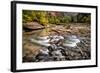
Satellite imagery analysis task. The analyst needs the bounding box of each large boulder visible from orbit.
[23,22,44,30]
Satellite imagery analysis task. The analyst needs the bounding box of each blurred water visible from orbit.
[23,28,91,62]
[26,28,81,48]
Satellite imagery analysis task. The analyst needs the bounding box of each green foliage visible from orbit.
[23,15,32,22]
[48,16,60,24]
[48,16,72,25]
[23,10,91,26]
[60,16,72,23]
[82,15,91,23]
[77,13,91,23]
[23,10,48,26]
[23,11,33,23]
[38,12,48,26]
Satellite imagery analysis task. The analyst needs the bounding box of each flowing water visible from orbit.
[23,28,91,62]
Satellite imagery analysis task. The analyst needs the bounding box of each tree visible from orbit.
[39,12,48,26]
[77,13,91,23]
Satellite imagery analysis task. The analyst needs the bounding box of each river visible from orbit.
[23,28,91,62]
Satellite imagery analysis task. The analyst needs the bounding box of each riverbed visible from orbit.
[23,25,91,62]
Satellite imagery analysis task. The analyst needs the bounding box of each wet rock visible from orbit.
[23,55,36,62]
[23,33,91,62]
[35,53,50,62]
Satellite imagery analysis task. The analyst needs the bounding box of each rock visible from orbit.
[23,22,44,30]
[23,43,41,62]
[35,53,49,62]
[23,56,36,62]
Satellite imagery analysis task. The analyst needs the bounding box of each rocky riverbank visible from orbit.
[23,23,91,62]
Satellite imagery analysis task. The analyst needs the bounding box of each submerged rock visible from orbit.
[30,35,80,48]
[23,34,90,62]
